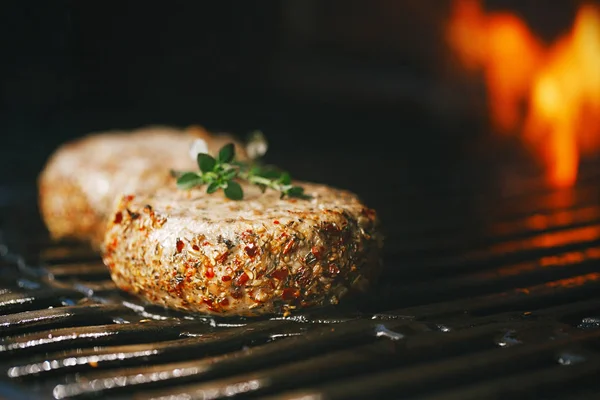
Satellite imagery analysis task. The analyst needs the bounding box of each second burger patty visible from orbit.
[37,125,246,249]
[102,182,383,316]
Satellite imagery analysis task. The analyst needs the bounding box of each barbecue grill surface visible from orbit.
[2,165,600,400]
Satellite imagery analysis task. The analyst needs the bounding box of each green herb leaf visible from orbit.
[197,153,216,173]
[218,143,235,164]
[177,172,203,189]
[279,172,291,185]
[222,168,238,181]
[285,186,311,200]
[175,132,310,201]
[206,181,221,194]
[224,180,243,200]
[287,186,306,197]
[256,166,282,179]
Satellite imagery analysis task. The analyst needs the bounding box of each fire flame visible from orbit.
[447,0,600,188]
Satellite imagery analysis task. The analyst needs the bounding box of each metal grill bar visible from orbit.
[2,176,600,399]
[263,333,600,400]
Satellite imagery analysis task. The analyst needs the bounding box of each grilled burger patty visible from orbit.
[38,125,245,248]
[102,182,383,316]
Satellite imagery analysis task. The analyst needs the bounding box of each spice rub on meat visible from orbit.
[102,182,383,316]
[38,125,246,249]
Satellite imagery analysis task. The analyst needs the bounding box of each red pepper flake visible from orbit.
[328,263,340,276]
[220,298,230,307]
[311,246,322,260]
[202,298,214,310]
[202,241,210,246]
[282,288,300,300]
[205,266,215,279]
[236,272,249,286]
[108,238,118,251]
[273,220,280,224]
[231,288,243,299]
[282,238,296,255]
[241,229,254,240]
[272,268,289,281]
[215,251,229,263]
[176,240,184,253]
[113,212,123,224]
[185,269,195,281]
[244,243,258,257]
[192,244,200,251]
[124,195,135,202]
[221,275,232,282]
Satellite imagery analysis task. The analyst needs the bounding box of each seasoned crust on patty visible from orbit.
[102,182,383,316]
[38,177,106,246]
[38,125,246,249]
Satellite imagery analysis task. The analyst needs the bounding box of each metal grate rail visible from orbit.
[2,177,600,399]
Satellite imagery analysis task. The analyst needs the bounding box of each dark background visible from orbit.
[0,0,593,246]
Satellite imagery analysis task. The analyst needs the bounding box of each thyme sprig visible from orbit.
[173,134,310,201]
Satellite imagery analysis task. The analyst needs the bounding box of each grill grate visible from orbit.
[2,174,600,400]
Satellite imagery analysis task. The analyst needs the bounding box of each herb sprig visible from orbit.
[173,134,310,201]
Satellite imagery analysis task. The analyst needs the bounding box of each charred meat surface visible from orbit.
[102,182,383,316]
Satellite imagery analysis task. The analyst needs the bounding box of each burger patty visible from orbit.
[102,182,383,316]
[38,125,245,248]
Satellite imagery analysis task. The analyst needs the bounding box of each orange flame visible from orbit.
[447,0,600,188]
